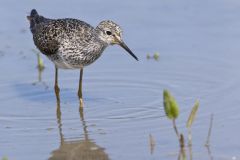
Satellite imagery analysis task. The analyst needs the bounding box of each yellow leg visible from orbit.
[54,66,60,103]
[78,68,84,108]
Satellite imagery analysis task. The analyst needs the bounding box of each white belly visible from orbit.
[47,53,83,69]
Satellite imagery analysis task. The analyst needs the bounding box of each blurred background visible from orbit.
[0,0,240,159]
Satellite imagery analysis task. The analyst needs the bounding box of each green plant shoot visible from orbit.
[37,52,45,70]
[153,52,159,60]
[163,90,179,119]
[146,53,151,59]
[186,100,199,128]
[2,157,8,160]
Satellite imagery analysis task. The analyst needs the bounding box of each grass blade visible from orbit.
[186,100,199,128]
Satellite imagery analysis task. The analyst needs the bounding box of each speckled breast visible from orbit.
[47,45,106,69]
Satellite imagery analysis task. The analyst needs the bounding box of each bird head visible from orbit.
[96,20,138,61]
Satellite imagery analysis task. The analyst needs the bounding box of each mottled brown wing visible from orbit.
[34,39,59,56]
[32,18,95,56]
[33,21,62,55]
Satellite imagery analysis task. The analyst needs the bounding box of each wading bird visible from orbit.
[27,9,138,106]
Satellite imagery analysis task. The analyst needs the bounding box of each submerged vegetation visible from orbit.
[161,89,214,159]
[1,157,8,160]
[205,114,214,146]
[146,52,159,61]
[163,90,180,138]
[163,89,200,147]
[186,100,199,146]
[32,49,45,71]
[36,52,45,71]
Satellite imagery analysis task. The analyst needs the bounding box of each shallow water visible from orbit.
[1,0,240,159]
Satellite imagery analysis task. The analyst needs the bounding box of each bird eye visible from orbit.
[106,31,112,35]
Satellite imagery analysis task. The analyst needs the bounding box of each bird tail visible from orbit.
[27,9,44,33]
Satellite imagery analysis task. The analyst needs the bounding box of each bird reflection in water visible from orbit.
[48,97,109,160]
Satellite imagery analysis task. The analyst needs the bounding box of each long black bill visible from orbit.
[119,42,139,61]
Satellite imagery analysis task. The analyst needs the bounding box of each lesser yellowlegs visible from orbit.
[27,9,138,106]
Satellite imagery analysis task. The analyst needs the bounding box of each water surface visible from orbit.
[0,0,240,159]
